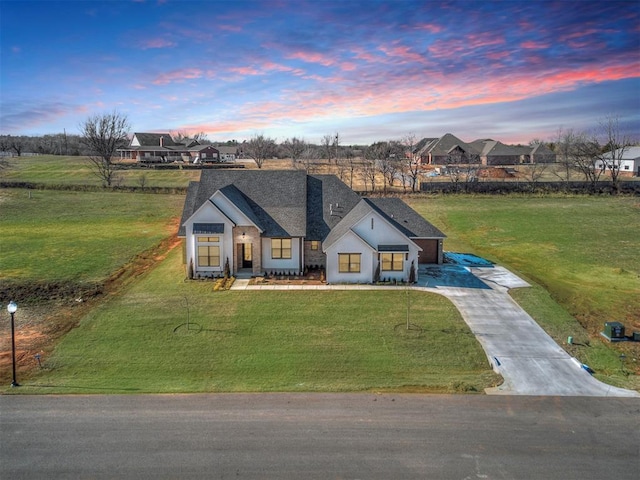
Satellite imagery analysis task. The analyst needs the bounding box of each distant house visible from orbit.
[119,133,220,163]
[595,146,640,177]
[178,170,445,283]
[416,134,556,166]
[416,133,479,165]
[470,140,557,165]
[217,145,238,162]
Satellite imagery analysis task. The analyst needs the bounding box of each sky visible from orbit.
[1,0,639,145]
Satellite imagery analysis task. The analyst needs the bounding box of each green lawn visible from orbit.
[406,195,640,330]
[0,188,184,286]
[1,155,200,187]
[407,195,640,389]
[15,248,498,394]
[2,180,638,393]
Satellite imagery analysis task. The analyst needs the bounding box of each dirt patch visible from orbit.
[0,224,182,384]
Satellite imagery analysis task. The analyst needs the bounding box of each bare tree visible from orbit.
[401,133,421,192]
[370,141,404,193]
[0,135,28,156]
[171,130,209,145]
[552,127,578,187]
[245,134,276,169]
[523,162,548,188]
[445,148,480,191]
[343,146,357,189]
[321,134,334,163]
[361,144,383,192]
[79,111,131,187]
[593,114,632,194]
[281,137,307,168]
[572,133,605,192]
[297,144,319,173]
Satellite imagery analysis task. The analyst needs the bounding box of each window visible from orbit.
[381,253,404,271]
[338,253,361,273]
[198,236,219,243]
[197,245,220,267]
[271,238,292,259]
[310,241,320,251]
[197,236,221,267]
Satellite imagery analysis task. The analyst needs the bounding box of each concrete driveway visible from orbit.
[417,265,639,397]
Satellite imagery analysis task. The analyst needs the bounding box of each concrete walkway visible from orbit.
[231,267,639,397]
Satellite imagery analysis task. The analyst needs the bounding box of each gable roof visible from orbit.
[366,198,446,238]
[417,133,478,157]
[182,170,308,237]
[180,171,446,247]
[604,146,640,160]
[132,132,180,147]
[306,175,361,241]
[322,197,446,251]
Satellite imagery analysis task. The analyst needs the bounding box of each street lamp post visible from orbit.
[7,301,19,387]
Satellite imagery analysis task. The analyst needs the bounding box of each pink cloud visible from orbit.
[466,32,505,49]
[378,43,426,64]
[229,66,261,76]
[207,56,640,133]
[139,38,176,49]
[520,40,550,49]
[351,47,380,63]
[413,23,442,34]
[219,24,242,32]
[286,50,336,67]
[152,68,203,85]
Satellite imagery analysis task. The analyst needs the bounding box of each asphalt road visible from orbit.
[2,394,639,479]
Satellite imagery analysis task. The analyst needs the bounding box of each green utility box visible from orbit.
[604,322,625,339]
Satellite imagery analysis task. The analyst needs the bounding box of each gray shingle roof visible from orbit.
[321,199,372,250]
[366,198,446,238]
[418,133,478,156]
[184,170,308,237]
[180,171,445,247]
[132,132,180,147]
[178,181,200,236]
[306,175,361,241]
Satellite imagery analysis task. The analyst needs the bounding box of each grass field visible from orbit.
[0,188,184,286]
[1,160,638,392]
[15,248,498,394]
[406,196,640,330]
[1,155,200,188]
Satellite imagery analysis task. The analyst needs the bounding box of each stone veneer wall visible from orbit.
[304,241,326,270]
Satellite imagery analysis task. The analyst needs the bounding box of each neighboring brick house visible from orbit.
[416,134,557,166]
[415,133,479,165]
[178,170,445,283]
[119,133,220,163]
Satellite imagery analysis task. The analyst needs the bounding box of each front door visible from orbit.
[242,243,252,268]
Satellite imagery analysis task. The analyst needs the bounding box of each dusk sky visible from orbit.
[1,0,639,145]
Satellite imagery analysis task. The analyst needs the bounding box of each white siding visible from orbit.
[184,202,234,276]
[211,191,257,228]
[261,237,302,273]
[324,211,421,284]
[351,211,411,247]
[325,231,375,283]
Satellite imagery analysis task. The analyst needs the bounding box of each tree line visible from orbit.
[2,111,635,192]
